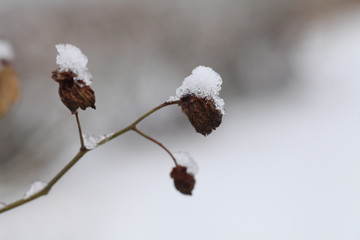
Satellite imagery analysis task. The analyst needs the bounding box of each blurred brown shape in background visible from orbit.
[0,62,19,117]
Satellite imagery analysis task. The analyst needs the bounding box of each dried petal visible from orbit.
[170,165,196,195]
[51,69,77,83]
[0,63,19,117]
[52,69,95,114]
[178,94,222,136]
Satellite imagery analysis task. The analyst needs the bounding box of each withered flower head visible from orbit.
[178,95,222,135]
[170,165,196,195]
[0,40,19,117]
[170,152,198,195]
[51,44,95,114]
[169,66,225,136]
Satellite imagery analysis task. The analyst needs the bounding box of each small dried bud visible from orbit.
[170,165,196,195]
[52,69,95,114]
[178,94,222,136]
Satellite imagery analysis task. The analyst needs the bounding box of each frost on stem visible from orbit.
[82,133,113,150]
[169,66,225,136]
[23,181,47,200]
[51,44,96,114]
[0,40,19,117]
[170,152,198,195]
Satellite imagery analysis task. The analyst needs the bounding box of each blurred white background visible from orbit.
[1,0,360,239]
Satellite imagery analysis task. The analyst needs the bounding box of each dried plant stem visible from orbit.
[0,100,179,214]
[97,100,179,146]
[0,150,87,214]
[132,127,178,166]
[75,112,85,150]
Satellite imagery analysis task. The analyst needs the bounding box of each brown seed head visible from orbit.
[170,165,196,195]
[178,94,222,136]
[52,69,96,114]
[0,63,19,117]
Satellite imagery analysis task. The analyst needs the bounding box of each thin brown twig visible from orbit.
[0,100,179,214]
[75,112,85,150]
[132,127,178,166]
[0,150,87,214]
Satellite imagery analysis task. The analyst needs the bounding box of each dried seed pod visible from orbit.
[52,44,96,114]
[0,62,19,117]
[170,165,196,195]
[52,69,95,114]
[171,66,225,135]
[178,94,222,136]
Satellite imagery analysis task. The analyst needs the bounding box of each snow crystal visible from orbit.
[55,44,92,86]
[174,151,199,175]
[0,40,14,67]
[83,133,113,149]
[170,66,225,114]
[23,181,47,200]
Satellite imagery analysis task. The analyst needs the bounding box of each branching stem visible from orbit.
[0,100,179,214]
[132,127,178,166]
[0,150,87,214]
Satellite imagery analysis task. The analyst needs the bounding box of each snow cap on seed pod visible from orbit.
[51,44,95,114]
[169,66,225,136]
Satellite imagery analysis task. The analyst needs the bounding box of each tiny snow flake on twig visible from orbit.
[23,181,48,200]
[83,133,113,149]
[55,44,92,86]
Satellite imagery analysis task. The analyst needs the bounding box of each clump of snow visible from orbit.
[83,134,105,149]
[23,181,47,200]
[170,66,225,114]
[83,133,113,149]
[55,44,92,86]
[0,40,14,68]
[173,151,199,175]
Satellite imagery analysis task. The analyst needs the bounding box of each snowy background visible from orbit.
[1,0,360,239]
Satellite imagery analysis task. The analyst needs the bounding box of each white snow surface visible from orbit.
[0,40,14,65]
[55,44,92,86]
[23,181,47,200]
[0,202,6,209]
[173,151,198,175]
[83,133,113,149]
[170,66,225,114]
